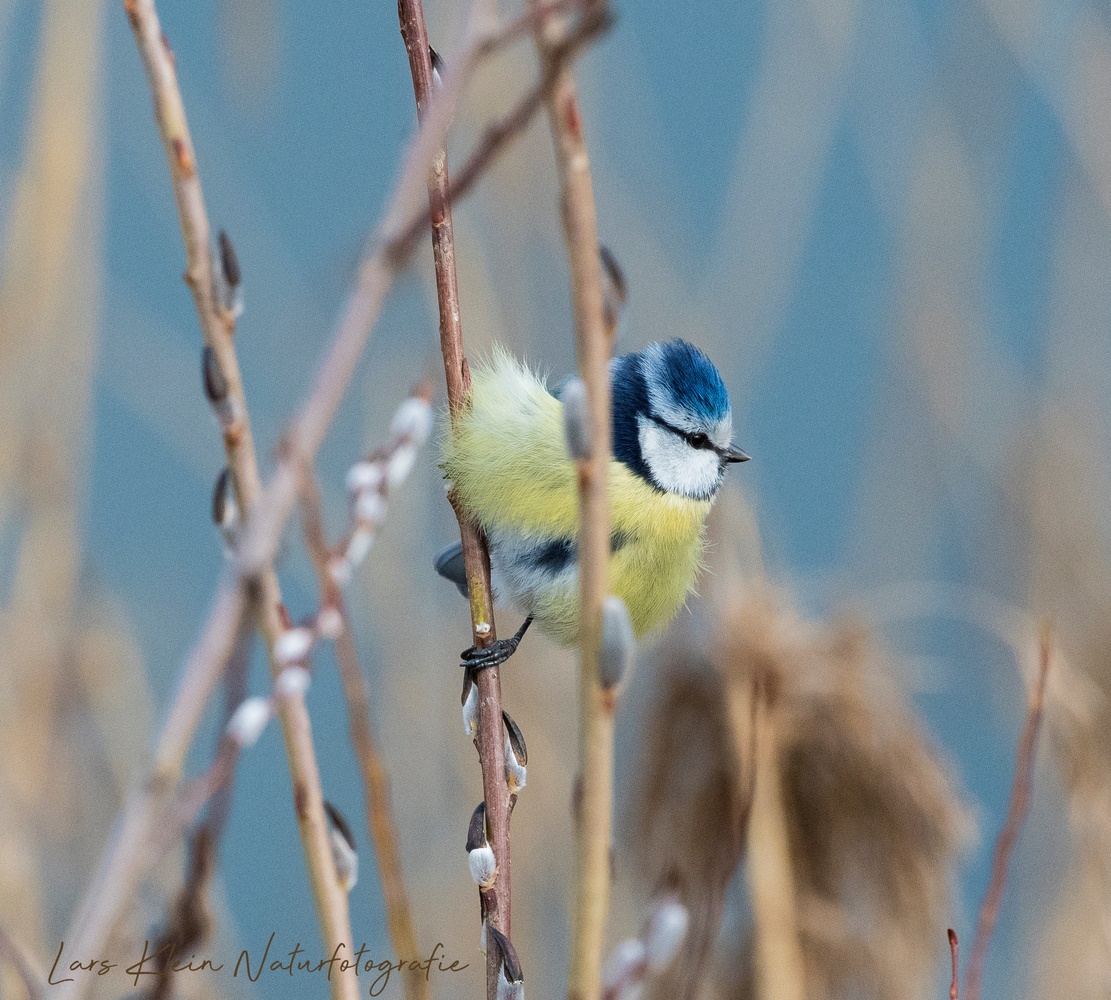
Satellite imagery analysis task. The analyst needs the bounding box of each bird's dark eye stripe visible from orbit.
[651,415,715,451]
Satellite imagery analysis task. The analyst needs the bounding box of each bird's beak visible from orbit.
[723,444,751,464]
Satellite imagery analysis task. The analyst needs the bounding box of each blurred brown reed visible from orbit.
[628,504,970,1000]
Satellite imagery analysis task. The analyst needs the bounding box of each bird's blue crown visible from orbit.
[609,339,734,497]
[641,339,731,425]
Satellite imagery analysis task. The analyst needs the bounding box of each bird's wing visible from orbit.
[441,347,579,538]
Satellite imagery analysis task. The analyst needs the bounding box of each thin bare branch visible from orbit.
[963,627,1053,1000]
[396,1,513,996]
[948,929,959,1000]
[528,7,615,998]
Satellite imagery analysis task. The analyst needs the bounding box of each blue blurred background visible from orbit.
[3,0,1110,997]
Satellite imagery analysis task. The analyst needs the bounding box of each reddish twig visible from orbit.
[963,627,1052,1000]
[395,3,514,996]
[948,929,959,1000]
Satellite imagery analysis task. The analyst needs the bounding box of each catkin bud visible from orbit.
[469,843,498,888]
[602,938,647,994]
[315,606,343,640]
[429,45,445,87]
[386,444,417,490]
[324,801,359,892]
[342,528,374,571]
[466,801,497,887]
[599,244,627,338]
[218,230,241,288]
[274,627,313,666]
[226,697,272,748]
[389,396,434,446]
[462,672,479,738]
[275,666,311,699]
[561,378,592,460]
[356,490,388,525]
[488,927,524,998]
[202,345,228,404]
[503,711,528,794]
[599,596,635,689]
[643,897,689,971]
[346,460,384,496]
[211,467,238,548]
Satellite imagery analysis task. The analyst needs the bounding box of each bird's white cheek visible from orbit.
[638,421,722,499]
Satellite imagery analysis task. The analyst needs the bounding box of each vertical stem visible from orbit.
[334,626,429,1000]
[395,5,511,997]
[530,14,614,999]
[746,689,806,1000]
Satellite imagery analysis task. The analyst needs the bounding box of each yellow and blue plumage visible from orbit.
[438,339,748,657]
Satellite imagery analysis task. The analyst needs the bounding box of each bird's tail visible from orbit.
[433,541,469,599]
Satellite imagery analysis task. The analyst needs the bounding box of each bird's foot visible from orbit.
[460,617,533,673]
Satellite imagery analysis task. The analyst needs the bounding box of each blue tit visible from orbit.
[436,339,749,667]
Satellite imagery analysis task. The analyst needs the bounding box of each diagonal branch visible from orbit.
[963,627,1052,1000]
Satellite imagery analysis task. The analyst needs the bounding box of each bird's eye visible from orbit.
[688,433,711,449]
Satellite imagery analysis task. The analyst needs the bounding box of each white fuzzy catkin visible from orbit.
[496,966,524,1000]
[462,683,479,738]
[274,627,313,665]
[346,461,384,495]
[356,490,388,525]
[601,938,647,993]
[386,444,417,490]
[226,697,273,748]
[315,606,343,640]
[329,826,359,892]
[643,898,689,971]
[390,396,434,444]
[468,844,498,888]
[276,666,312,699]
[343,528,374,570]
[505,736,527,793]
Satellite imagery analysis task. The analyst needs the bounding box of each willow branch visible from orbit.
[63,5,607,992]
[527,8,615,999]
[96,5,357,997]
[963,628,1052,1000]
[395,3,513,997]
[299,467,427,1000]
